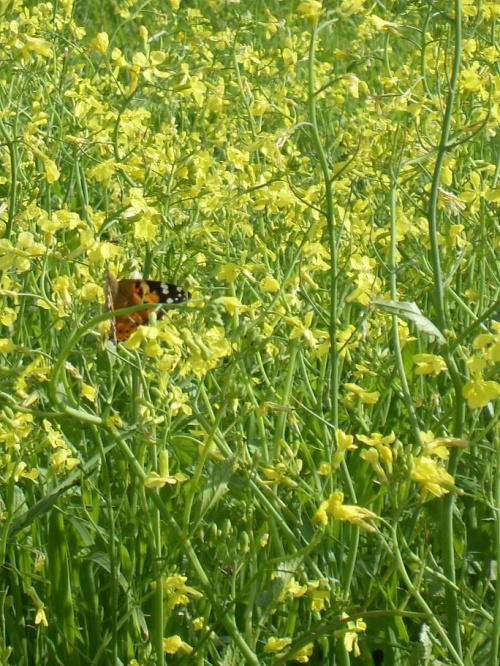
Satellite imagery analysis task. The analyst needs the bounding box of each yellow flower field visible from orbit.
[0,0,499,664]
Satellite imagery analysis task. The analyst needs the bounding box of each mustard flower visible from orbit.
[163,636,192,655]
[343,616,366,657]
[261,463,299,489]
[411,456,462,500]
[28,588,48,627]
[50,448,80,474]
[297,1,323,24]
[338,0,366,18]
[80,383,97,403]
[163,575,202,610]
[313,491,378,532]
[260,276,280,292]
[343,383,380,404]
[264,637,292,653]
[413,353,447,375]
[0,308,17,326]
[462,378,500,408]
[80,283,104,302]
[144,450,187,489]
[278,577,308,602]
[0,338,16,353]
[89,32,109,56]
[331,429,357,470]
[289,312,325,349]
[357,431,395,479]
[421,432,469,459]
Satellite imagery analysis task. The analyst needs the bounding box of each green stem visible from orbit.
[109,430,260,665]
[307,26,338,430]
[91,425,118,665]
[0,117,19,241]
[308,22,352,663]
[273,342,299,458]
[389,176,423,448]
[426,0,464,657]
[390,527,464,665]
[492,426,500,664]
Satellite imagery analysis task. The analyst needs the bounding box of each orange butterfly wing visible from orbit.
[106,276,189,343]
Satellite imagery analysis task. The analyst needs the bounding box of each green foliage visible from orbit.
[1,0,499,664]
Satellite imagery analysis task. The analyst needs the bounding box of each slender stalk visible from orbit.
[425,0,464,657]
[273,342,299,458]
[90,424,118,665]
[492,426,500,664]
[307,22,349,666]
[307,26,338,431]
[389,175,423,448]
[390,527,465,666]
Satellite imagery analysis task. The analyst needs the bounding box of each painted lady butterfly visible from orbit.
[106,274,189,343]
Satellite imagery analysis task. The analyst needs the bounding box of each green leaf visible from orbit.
[373,299,446,344]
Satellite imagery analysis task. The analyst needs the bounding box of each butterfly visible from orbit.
[105,274,189,343]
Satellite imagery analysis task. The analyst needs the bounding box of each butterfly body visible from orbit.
[106,275,189,342]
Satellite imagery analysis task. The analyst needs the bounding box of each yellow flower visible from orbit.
[88,160,117,184]
[411,456,462,499]
[278,576,308,601]
[313,491,378,532]
[264,637,292,653]
[134,218,158,241]
[423,436,469,459]
[289,312,327,349]
[81,383,97,403]
[462,378,500,408]
[51,448,80,474]
[42,157,60,184]
[87,241,121,264]
[164,575,202,610]
[343,616,366,657]
[35,605,48,627]
[34,552,46,572]
[260,276,280,293]
[18,37,53,61]
[216,262,241,282]
[261,463,298,489]
[413,353,447,375]
[162,636,192,655]
[343,383,379,404]
[28,588,48,627]
[0,308,17,326]
[331,429,357,470]
[90,32,109,56]
[360,447,387,484]
[81,283,104,302]
[0,338,16,353]
[297,0,323,23]
[213,296,246,315]
[339,0,366,17]
[169,386,192,416]
[336,429,356,452]
[371,14,400,35]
